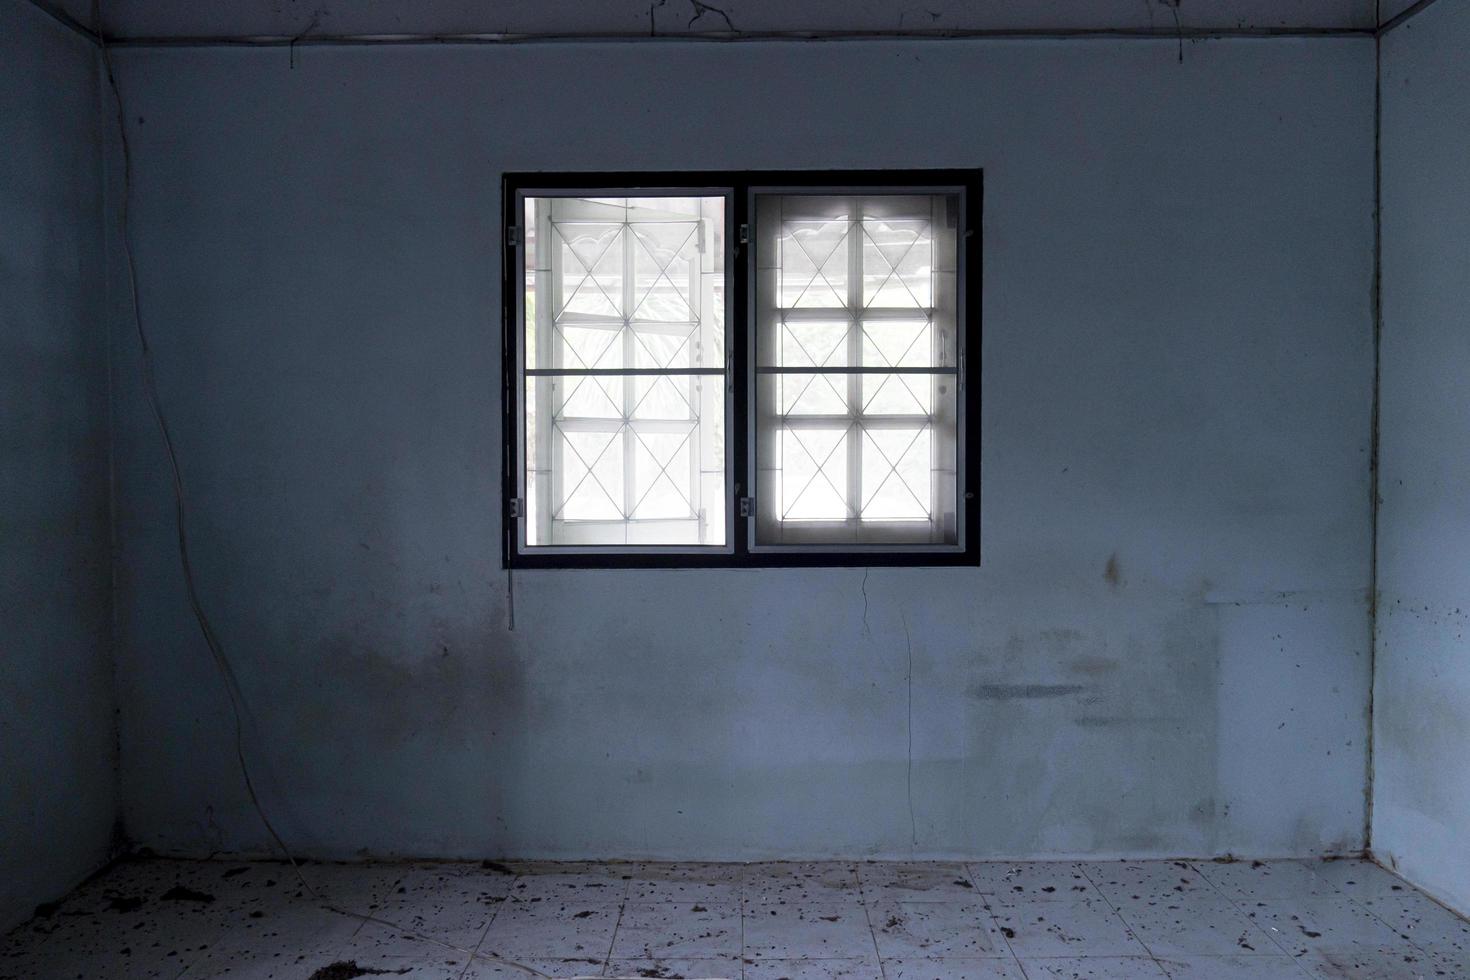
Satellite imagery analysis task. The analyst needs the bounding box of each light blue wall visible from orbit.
[0,2,116,931]
[1374,0,1470,917]
[106,36,1375,862]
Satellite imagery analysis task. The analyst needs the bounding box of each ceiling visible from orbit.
[59,0,1387,42]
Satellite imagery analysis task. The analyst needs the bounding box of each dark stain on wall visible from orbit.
[967,683,1088,701]
[1072,715,1181,728]
[1068,656,1120,675]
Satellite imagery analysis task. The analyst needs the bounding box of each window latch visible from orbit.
[508,497,524,519]
[738,496,753,518]
[738,223,750,245]
[506,225,522,249]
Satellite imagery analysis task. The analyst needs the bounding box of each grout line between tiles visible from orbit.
[1333,864,1452,958]
[967,861,1032,979]
[17,858,1461,979]
[961,860,1034,978]
[738,870,746,980]
[1075,861,1172,977]
[601,895,625,978]
[858,873,888,979]
[1184,860,1327,977]
[458,873,519,980]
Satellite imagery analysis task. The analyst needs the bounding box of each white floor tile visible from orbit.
[1306,860,1412,901]
[1018,956,1169,979]
[507,865,632,905]
[986,898,1148,958]
[1111,893,1285,957]
[367,891,497,948]
[2,946,192,980]
[229,861,408,914]
[742,957,883,980]
[315,941,471,979]
[604,957,741,978]
[179,941,360,979]
[741,863,863,903]
[1360,889,1470,952]
[1081,861,1214,903]
[967,863,1097,901]
[1295,947,1470,979]
[337,919,477,965]
[868,900,1005,958]
[623,864,741,905]
[480,899,620,960]
[880,958,1028,979]
[465,954,609,978]
[194,902,363,955]
[6,857,1466,980]
[610,902,741,960]
[1243,896,1409,956]
[742,901,874,959]
[1189,861,1337,901]
[18,904,222,961]
[857,862,981,901]
[1155,953,1311,979]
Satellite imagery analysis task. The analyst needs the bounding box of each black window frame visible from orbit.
[502,169,982,569]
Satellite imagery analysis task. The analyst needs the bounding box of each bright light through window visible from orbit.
[752,193,961,547]
[505,173,977,566]
[521,196,728,547]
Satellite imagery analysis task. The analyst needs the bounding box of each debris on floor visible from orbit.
[306,961,409,980]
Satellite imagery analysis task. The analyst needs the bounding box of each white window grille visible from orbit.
[520,195,729,548]
[751,193,962,548]
[506,175,976,565]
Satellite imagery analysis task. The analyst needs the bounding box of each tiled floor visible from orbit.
[3,857,1467,979]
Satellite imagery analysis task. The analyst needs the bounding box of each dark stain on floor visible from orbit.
[306,962,410,980]
[160,885,215,903]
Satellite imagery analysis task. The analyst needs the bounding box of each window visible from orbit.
[503,171,980,567]
[752,192,960,549]
[519,194,729,548]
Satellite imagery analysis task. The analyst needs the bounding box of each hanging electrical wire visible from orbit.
[94,5,543,973]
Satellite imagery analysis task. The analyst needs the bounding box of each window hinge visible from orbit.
[506,225,523,249]
[508,497,524,519]
[738,223,750,245]
[738,496,753,518]
[958,350,966,391]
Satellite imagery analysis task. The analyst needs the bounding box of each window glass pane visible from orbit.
[775,371,851,416]
[779,426,850,521]
[753,192,961,548]
[861,425,933,521]
[862,370,934,415]
[522,195,727,548]
[781,319,850,368]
